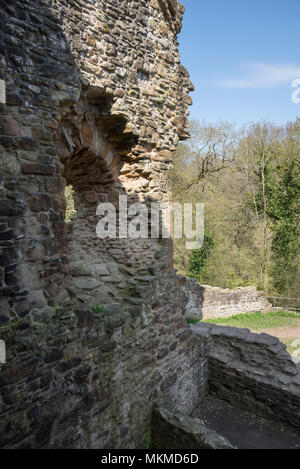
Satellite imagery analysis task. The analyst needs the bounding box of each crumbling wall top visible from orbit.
[157,0,185,34]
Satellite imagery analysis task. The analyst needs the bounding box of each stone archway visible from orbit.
[54,92,136,307]
[52,89,172,311]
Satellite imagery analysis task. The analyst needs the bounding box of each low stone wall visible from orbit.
[192,323,300,429]
[201,286,271,319]
[151,404,235,449]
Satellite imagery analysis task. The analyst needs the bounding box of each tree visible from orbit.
[170,120,238,194]
[238,122,282,292]
[266,119,300,295]
[187,233,214,283]
[169,118,300,296]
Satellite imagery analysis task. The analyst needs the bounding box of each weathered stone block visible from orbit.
[22,163,55,176]
[27,194,52,212]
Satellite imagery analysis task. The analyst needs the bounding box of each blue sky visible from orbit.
[178,0,300,126]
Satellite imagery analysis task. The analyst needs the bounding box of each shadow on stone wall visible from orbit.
[0,0,181,317]
[0,0,204,449]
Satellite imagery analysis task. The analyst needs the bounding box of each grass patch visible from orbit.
[186,318,201,325]
[202,311,300,330]
[92,305,105,314]
[281,338,300,356]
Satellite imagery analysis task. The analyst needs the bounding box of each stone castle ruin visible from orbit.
[0,0,299,449]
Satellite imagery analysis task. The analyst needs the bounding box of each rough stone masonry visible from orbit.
[0,0,194,315]
[201,286,272,319]
[0,0,299,449]
[0,0,206,449]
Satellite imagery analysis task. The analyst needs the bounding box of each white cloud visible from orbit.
[219,63,300,88]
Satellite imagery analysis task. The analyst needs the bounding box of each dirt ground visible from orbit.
[253,325,300,341]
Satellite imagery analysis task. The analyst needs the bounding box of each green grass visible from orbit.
[281,338,300,356]
[200,311,300,330]
[91,305,105,314]
[187,318,201,325]
[187,311,300,356]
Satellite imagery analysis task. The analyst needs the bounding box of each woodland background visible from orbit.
[169,118,300,298]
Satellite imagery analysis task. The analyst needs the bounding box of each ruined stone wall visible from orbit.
[192,323,300,429]
[177,275,203,318]
[0,0,208,449]
[0,274,208,449]
[0,0,193,317]
[2,0,298,450]
[151,404,235,449]
[201,286,271,320]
